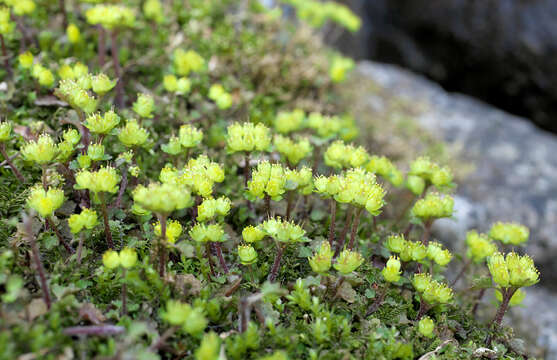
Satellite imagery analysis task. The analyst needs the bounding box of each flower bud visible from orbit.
[66,23,81,44]
[466,231,497,263]
[18,51,33,69]
[412,273,432,293]
[274,109,305,134]
[238,244,258,265]
[161,136,182,155]
[308,242,333,274]
[163,74,178,92]
[154,219,183,243]
[487,253,510,287]
[411,193,454,220]
[63,128,81,145]
[386,234,406,254]
[427,242,453,266]
[329,55,354,83]
[431,166,453,188]
[174,49,204,76]
[179,124,203,148]
[38,69,54,88]
[77,154,92,169]
[58,64,75,80]
[381,256,401,283]
[176,77,192,95]
[102,250,120,269]
[87,143,105,161]
[0,121,12,142]
[68,208,98,234]
[406,175,426,196]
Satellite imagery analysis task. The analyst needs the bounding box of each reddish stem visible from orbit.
[59,0,68,29]
[268,243,284,282]
[347,207,363,250]
[214,242,229,274]
[335,206,354,257]
[99,193,114,249]
[244,153,250,187]
[205,242,216,278]
[327,199,337,246]
[121,268,127,316]
[76,232,84,264]
[420,219,433,246]
[0,34,11,78]
[0,144,24,182]
[110,30,124,108]
[47,216,75,254]
[24,214,52,309]
[157,214,167,278]
[98,26,106,68]
[285,191,295,220]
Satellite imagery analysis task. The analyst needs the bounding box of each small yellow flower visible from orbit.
[333,249,364,275]
[381,256,402,283]
[66,23,81,44]
[102,250,120,269]
[18,51,33,69]
[118,119,149,147]
[22,134,58,164]
[119,247,138,268]
[27,185,65,218]
[418,316,435,338]
[238,245,258,265]
[489,222,529,245]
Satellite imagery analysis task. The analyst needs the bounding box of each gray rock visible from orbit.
[353,60,557,358]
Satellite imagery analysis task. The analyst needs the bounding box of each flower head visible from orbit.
[333,249,364,275]
[27,185,64,217]
[489,222,529,245]
[238,245,258,265]
[381,256,402,283]
[466,230,497,263]
[21,134,57,164]
[68,208,98,234]
[308,242,333,274]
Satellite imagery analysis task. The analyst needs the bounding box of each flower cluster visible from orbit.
[154,219,183,243]
[324,140,369,169]
[75,166,120,194]
[366,155,404,187]
[308,242,334,274]
[0,121,11,142]
[274,109,305,134]
[21,134,58,164]
[487,252,539,288]
[57,79,98,113]
[174,49,204,76]
[197,196,231,222]
[408,156,454,192]
[426,242,453,267]
[163,74,191,95]
[0,8,15,36]
[411,192,454,220]
[162,300,207,336]
[85,111,121,135]
[489,222,529,245]
[208,84,232,110]
[68,208,98,234]
[102,248,138,269]
[179,124,203,149]
[284,0,361,32]
[226,122,271,153]
[177,155,225,197]
[248,162,287,199]
[242,226,266,243]
[465,230,497,263]
[85,5,135,29]
[133,181,191,215]
[189,223,225,243]
[260,217,305,243]
[306,112,343,139]
[285,167,313,195]
[118,119,149,147]
[412,273,453,305]
[418,317,435,338]
[27,185,64,217]
[132,93,155,118]
[274,135,312,166]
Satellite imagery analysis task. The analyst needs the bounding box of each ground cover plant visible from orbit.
[0,0,541,359]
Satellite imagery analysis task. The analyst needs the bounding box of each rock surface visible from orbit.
[351,60,557,358]
[334,0,557,132]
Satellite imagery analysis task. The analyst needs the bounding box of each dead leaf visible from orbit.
[336,281,357,303]
[27,298,48,321]
[79,303,106,325]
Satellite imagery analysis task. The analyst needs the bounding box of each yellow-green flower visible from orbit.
[465,230,497,263]
[426,242,453,266]
[102,249,120,269]
[411,192,454,220]
[91,74,117,96]
[118,119,149,147]
[418,316,435,338]
[308,242,333,274]
[238,244,258,265]
[226,122,271,153]
[495,288,526,307]
[68,208,98,234]
[74,166,120,194]
[163,74,178,92]
[119,247,138,268]
[132,93,155,118]
[66,23,81,44]
[133,182,192,215]
[179,124,203,148]
[84,110,120,135]
[333,249,364,275]
[174,49,204,76]
[385,234,407,254]
[381,256,401,283]
[242,226,265,243]
[274,135,312,166]
[27,185,65,217]
[18,51,33,69]
[0,121,12,142]
[154,219,183,243]
[274,109,305,134]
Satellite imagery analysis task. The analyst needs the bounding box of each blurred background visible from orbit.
[327,1,557,358]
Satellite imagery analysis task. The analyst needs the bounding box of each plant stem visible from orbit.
[59,0,68,29]
[76,232,85,264]
[205,242,216,278]
[110,29,124,108]
[99,192,114,249]
[121,268,127,316]
[24,213,52,309]
[471,288,486,316]
[47,216,74,254]
[0,34,11,78]
[347,207,363,250]
[450,258,471,287]
[487,287,517,346]
[41,164,47,190]
[0,144,24,182]
[214,242,229,274]
[63,325,125,336]
[285,191,295,220]
[157,214,167,278]
[335,205,354,257]
[268,243,284,282]
[98,26,106,68]
[244,153,250,187]
[265,194,272,217]
[327,199,337,246]
[420,219,433,246]
[416,298,430,321]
